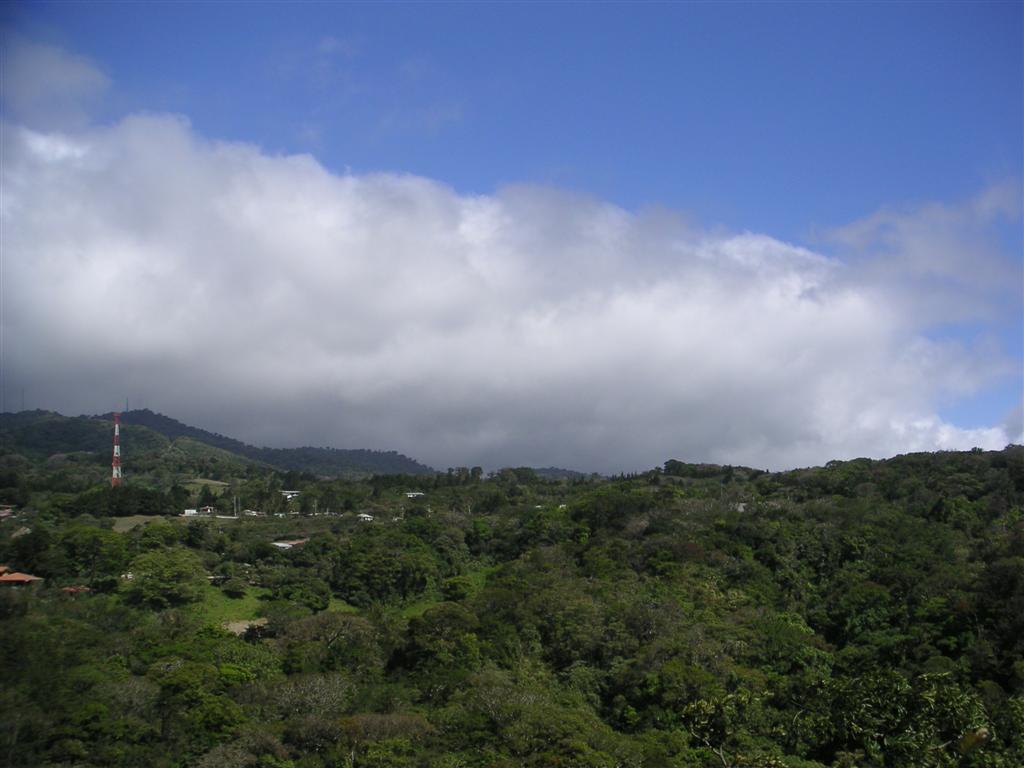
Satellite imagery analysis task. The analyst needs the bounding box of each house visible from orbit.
[0,569,43,586]
[62,585,92,595]
[271,538,309,550]
[357,513,374,522]
[0,505,16,520]
[280,490,300,501]
[183,506,218,517]
[405,492,425,499]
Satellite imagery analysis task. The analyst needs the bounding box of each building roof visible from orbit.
[271,538,309,549]
[0,571,43,584]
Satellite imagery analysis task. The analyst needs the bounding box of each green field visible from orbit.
[190,583,271,625]
[184,478,231,496]
[193,585,362,627]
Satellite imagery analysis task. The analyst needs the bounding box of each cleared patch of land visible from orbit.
[191,583,271,625]
[184,478,231,495]
[112,515,167,532]
[223,617,268,635]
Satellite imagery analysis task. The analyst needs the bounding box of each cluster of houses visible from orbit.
[181,506,264,519]
[0,488,432,592]
[0,565,93,596]
[179,490,427,522]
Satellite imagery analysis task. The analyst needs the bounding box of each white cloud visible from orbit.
[826,180,1023,325]
[1,111,1020,472]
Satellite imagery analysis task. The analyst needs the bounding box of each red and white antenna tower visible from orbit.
[111,412,122,487]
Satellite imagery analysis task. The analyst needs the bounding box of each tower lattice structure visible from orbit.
[111,412,122,487]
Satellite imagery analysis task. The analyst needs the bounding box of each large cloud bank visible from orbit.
[1,45,1020,472]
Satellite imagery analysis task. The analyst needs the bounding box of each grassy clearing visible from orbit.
[398,563,497,619]
[460,564,497,595]
[191,584,270,625]
[112,515,168,533]
[399,593,443,619]
[327,597,360,614]
[184,478,230,496]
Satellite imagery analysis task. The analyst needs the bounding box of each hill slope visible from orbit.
[104,409,436,477]
[1,409,432,481]
[1,409,434,478]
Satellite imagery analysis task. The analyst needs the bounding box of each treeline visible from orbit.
[0,447,1022,767]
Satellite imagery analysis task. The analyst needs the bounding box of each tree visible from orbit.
[122,547,206,609]
[57,526,129,588]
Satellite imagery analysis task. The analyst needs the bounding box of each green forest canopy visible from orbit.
[0,444,1022,767]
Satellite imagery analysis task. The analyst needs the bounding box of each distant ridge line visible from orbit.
[99,409,436,476]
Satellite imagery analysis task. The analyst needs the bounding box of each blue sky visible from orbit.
[9,2,1021,236]
[1,1,1021,469]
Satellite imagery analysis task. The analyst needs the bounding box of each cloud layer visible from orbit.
[2,111,1019,472]
[1,41,1020,471]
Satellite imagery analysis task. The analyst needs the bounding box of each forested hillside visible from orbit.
[1,447,1022,767]
[112,410,436,477]
[0,410,435,483]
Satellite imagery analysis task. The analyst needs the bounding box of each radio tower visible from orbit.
[111,412,122,487]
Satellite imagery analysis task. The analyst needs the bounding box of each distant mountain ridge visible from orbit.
[102,409,436,477]
[0,409,435,477]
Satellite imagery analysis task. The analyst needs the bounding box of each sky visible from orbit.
[1,1,1021,473]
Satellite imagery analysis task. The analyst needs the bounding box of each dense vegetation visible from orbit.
[1,438,1022,766]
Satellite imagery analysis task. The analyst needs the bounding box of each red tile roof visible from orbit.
[0,572,43,584]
